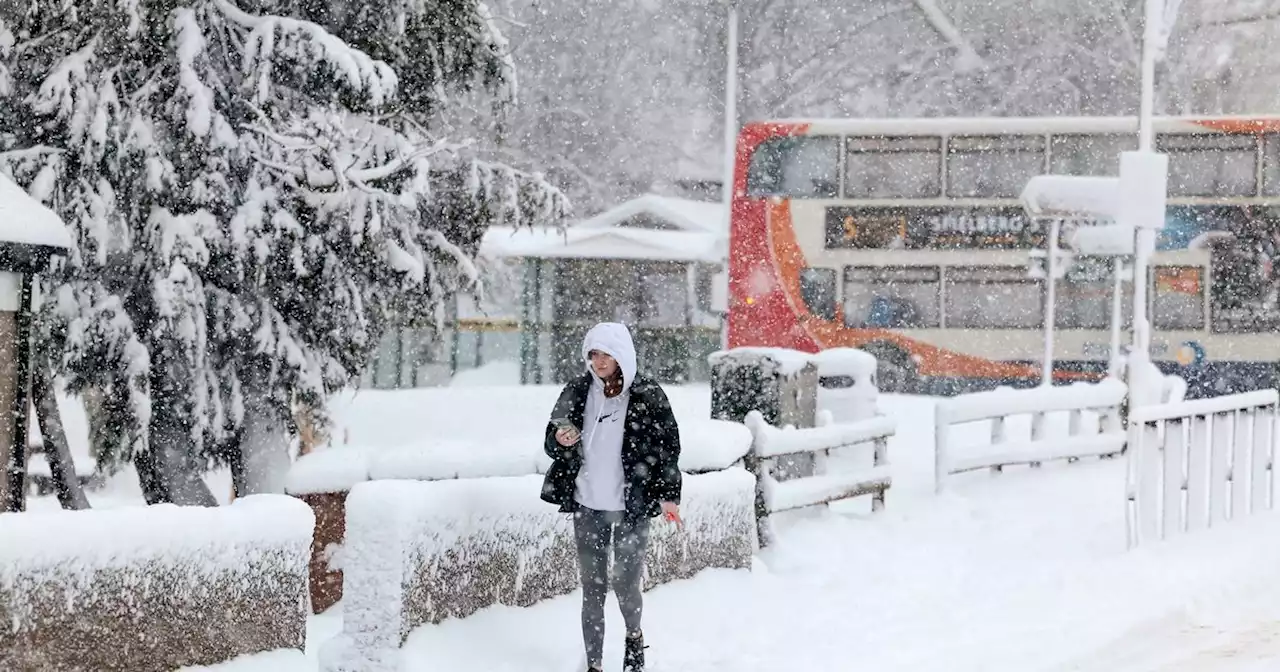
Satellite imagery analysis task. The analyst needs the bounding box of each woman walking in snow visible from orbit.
[540,322,683,672]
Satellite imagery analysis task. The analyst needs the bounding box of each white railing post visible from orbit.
[872,434,888,512]
[1232,409,1251,518]
[990,414,1006,475]
[934,404,949,494]
[1185,414,1210,533]
[1161,418,1185,540]
[1029,411,1046,468]
[1251,406,1271,514]
[1210,411,1231,525]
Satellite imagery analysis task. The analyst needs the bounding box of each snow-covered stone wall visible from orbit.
[319,469,756,672]
[0,495,313,672]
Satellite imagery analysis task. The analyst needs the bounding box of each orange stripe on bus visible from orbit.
[1191,119,1280,133]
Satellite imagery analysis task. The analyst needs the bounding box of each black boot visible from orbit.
[623,632,647,672]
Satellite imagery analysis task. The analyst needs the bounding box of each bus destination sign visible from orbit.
[825,206,1059,250]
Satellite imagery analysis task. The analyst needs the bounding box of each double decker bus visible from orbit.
[727,116,1280,398]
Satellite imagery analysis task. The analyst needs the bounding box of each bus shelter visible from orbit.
[364,195,726,388]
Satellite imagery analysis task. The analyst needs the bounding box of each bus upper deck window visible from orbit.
[947,135,1045,199]
[1159,134,1257,198]
[799,267,838,321]
[746,136,839,199]
[846,136,941,198]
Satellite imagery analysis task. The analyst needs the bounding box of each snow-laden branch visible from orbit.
[29,36,98,119]
[910,0,986,72]
[214,0,398,107]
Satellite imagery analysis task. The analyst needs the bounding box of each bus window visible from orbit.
[946,135,1045,198]
[1153,266,1205,330]
[1159,134,1257,198]
[1057,262,1133,330]
[1264,134,1280,196]
[1049,134,1137,176]
[799,267,838,321]
[845,136,941,198]
[944,266,1042,329]
[746,136,839,198]
[843,266,940,329]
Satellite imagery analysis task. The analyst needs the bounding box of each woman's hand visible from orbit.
[555,427,580,446]
[660,501,682,529]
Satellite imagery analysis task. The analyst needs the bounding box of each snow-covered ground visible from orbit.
[25,385,1280,671]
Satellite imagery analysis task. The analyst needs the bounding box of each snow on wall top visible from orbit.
[0,494,313,574]
[708,347,816,376]
[812,348,877,377]
[285,419,753,495]
[0,173,73,250]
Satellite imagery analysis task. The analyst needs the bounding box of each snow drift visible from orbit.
[319,469,756,672]
[0,495,314,672]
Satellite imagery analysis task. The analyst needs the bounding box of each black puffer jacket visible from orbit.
[539,371,682,520]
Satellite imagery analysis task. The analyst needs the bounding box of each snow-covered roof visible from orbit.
[574,194,725,235]
[481,225,721,263]
[0,173,72,250]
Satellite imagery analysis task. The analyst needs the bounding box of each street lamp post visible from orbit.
[1125,0,1176,409]
[720,1,739,236]
[0,174,73,513]
[719,0,739,350]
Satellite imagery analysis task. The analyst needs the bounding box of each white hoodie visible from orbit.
[573,322,638,512]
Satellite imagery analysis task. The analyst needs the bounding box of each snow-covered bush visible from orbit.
[320,470,755,672]
[0,495,313,671]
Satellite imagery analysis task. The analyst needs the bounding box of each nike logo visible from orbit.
[597,411,619,423]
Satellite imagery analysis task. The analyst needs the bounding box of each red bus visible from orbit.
[726,116,1280,397]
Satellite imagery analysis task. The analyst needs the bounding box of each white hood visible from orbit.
[581,322,638,393]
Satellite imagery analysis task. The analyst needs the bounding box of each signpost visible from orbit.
[1021,175,1133,386]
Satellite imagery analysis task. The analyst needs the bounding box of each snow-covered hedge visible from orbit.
[0,495,313,672]
[285,419,753,495]
[319,469,756,672]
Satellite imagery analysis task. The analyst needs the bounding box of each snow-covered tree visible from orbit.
[0,0,564,504]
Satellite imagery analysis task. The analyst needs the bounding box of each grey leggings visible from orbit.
[574,507,651,667]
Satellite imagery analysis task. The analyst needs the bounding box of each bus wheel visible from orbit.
[862,343,918,395]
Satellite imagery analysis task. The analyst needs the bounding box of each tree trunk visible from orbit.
[135,398,217,507]
[231,393,292,498]
[31,373,89,510]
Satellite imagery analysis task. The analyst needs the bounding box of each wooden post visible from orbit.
[872,435,887,512]
[0,309,16,510]
[989,415,1005,474]
[2,274,32,513]
[742,442,772,549]
[1029,411,1045,468]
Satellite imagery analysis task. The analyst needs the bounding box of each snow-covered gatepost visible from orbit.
[0,175,72,513]
[710,347,819,495]
[710,348,894,547]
